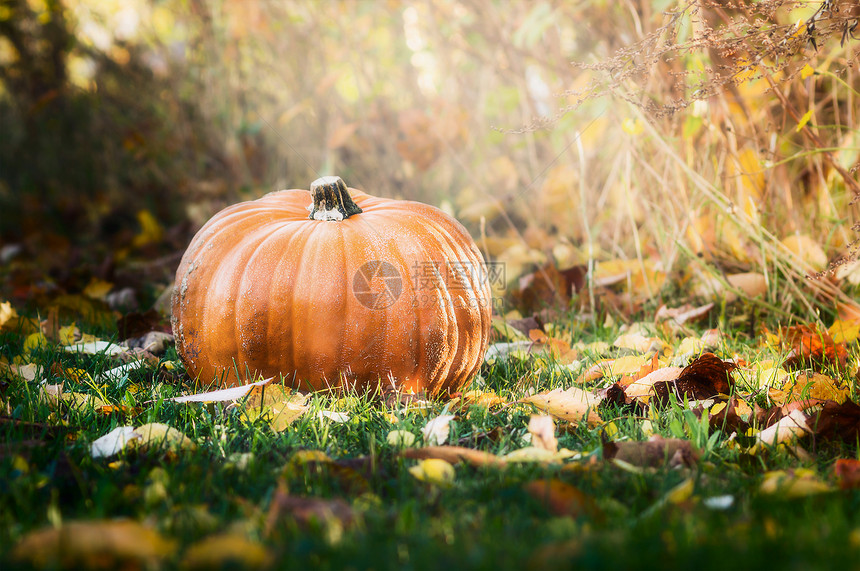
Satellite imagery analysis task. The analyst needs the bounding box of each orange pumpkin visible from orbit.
[171,176,491,394]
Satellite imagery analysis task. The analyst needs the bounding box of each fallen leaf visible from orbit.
[781,234,827,271]
[603,436,699,468]
[501,446,576,464]
[403,445,503,467]
[386,430,417,448]
[834,459,860,490]
[167,377,273,403]
[808,399,860,442]
[760,468,834,497]
[655,303,714,326]
[768,373,849,407]
[181,533,271,570]
[523,479,601,519]
[264,481,356,542]
[12,519,176,568]
[91,426,139,459]
[520,386,603,426]
[751,408,810,452]
[0,300,18,329]
[727,272,768,298]
[63,341,125,356]
[652,353,735,407]
[827,318,860,345]
[777,324,848,372]
[613,332,654,353]
[625,366,684,398]
[528,414,558,452]
[422,414,455,446]
[91,423,195,459]
[409,458,455,485]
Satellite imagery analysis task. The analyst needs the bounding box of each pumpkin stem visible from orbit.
[309,176,363,221]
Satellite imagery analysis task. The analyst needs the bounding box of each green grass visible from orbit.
[2,312,860,570]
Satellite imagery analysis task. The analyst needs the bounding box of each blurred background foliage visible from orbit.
[1,0,859,317]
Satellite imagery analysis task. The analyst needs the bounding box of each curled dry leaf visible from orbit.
[528,414,558,452]
[402,445,504,468]
[651,353,735,408]
[166,377,273,404]
[520,386,603,426]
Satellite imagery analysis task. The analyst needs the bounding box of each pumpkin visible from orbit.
[171,176,491,395]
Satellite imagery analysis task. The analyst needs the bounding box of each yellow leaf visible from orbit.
[501,446,576,464]
[0,301,17,329]
[83,278,113,300]
[23,332,49,355]
[800,64,815,80]
[132,423,196,452]
[621,118,644,136]
[386,430,417,448]
[829,319,860,344]
[181,533,271,569]
[58,323,79,345]
[796,109,814,132]
[12,520,176,568]
[760,469,834,497]
[769,373,849,406]
[781,234,827,271]
[520,386,603,426]
[677,336,705,356]
[132,210,164,248]
[409,458,455,485]
[666,477,695,504]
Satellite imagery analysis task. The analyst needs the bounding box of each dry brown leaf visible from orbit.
[264,481,356,540]
[520,386,603,426]
[652,353,736,407]
[777,324,848,372]
[808,399,860,442]
[834,458,860,490]
[523,479,601,519]
[603,436,699,468]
